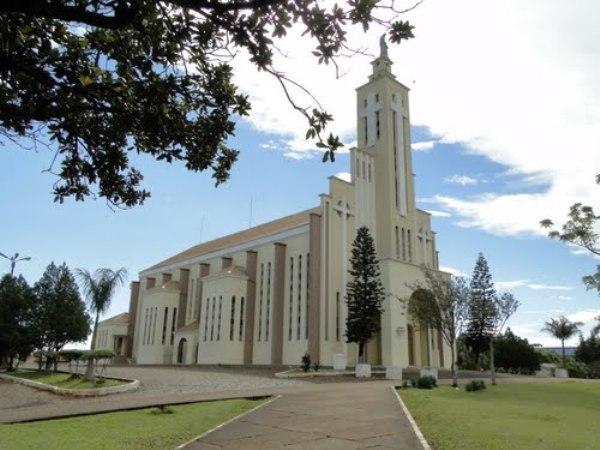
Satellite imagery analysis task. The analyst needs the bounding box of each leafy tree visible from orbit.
[493,328,540,375]
[76,267,127,378]
[464,253,496,369]
[542,316,583,368]
[487,291,519,385]
[541,175,600,294]
[32,262,91,372]
[1,0,416,207]
[575,331,600,366]
[0,274,35,370]
[408,270,470,387]
[345,226,385,364]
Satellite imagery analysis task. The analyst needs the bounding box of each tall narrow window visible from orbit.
[258,263,264,341]
[187,280,193,321]
[143,308,149,345]
[266,262,271,341]
[297,255,302,340]
[418,236,424,264]
[364,117,368,145]
[239,297,245,341]
[170,307,177,345]
[402,228,406,261]
[335,292,340,342]
[210,297,216,341]
[217,296,222,341]
[362,161,366,180]
[376,110,380,140]
[356,157,360,179]
[407,229,412,262]
[393,110,399,209]
[230,296,236,341]
[151,307,157,345]
[305,253,310,339]
[368,163,372,182]
[204,298,209,341]
[161,307,168,345]
[195,279,201,321]
[288,257,294,341]
[395,226,400,259]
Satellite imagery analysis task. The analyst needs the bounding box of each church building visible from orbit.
[114,42,452,370]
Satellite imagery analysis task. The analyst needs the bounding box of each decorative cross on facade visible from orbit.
[333,198,354,359]
[359,92,382,147]
[391,93,409,216]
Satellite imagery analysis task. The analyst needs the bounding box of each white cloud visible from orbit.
[558,295,573,300]
[496,279,574,291]
[412,140,436,152]
[567,309,600,325]
[334,172,352,183]
[283,151,314,160]
[439,266,466,277]
[424,209,451,217]
[444,175,478,186]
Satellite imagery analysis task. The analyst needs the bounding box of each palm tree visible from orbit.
[76,267,127,377]
[542,316,583,367]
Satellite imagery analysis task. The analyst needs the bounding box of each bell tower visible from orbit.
[352,36,416,261]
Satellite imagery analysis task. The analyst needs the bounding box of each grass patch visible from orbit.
[399,382,600,449]
[5,369,125,389]
[0,398,265,449]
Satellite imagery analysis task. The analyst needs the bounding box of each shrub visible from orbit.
[563,359,589,379]
[587,360,600,379]
[401,379,409,389]
[410,377,418,388]
[312,363,321,372]
[494,328,541,374]
[465,380,486,392]
[416,375,437,389]
[537,349,562,365]
[301,353,311,373]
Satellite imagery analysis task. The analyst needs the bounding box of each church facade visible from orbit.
[117,46,452,370]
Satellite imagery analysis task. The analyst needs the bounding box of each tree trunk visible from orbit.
[451,342,458,387]
[490,336,496,386]
[85,311,100,380]
[358,342,365,364]
[561,339,566,368]
[37,352,43,371]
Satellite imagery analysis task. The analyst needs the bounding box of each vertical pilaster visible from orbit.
[126,281,140,358]
[307,213,322,363]
[244,251,258,364]
[271,242,287,365]
[178,269,189,328]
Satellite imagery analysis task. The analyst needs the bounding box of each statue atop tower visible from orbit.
[379,34,389,58]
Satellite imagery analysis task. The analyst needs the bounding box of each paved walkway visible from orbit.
[185,382,423,449]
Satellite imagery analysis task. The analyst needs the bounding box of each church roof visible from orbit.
[145,207,320,272]
[98,312,129,326]
[176,320,199,333]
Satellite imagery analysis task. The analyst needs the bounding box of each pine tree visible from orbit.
[465,253,496,368]
[345,227,385,363]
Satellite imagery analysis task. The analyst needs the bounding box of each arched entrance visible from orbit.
[177,338,187,364]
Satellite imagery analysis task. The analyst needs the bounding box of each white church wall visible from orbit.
[252,245,275,365]
[135,287,180,364]
[281,234,310,366]
[197,274,246,365]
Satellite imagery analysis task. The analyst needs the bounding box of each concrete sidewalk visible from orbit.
[184,383,423,449]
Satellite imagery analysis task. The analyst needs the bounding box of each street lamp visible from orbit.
[0,252,32,276]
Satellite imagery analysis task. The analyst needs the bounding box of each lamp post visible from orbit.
[0,252,32,276]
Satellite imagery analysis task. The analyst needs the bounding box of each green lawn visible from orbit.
[0,398,265,450]
[399,382,600,450]
[5,369,125,389]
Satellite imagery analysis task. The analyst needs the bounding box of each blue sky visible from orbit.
[1,0,599,347]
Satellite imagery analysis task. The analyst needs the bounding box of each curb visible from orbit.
[0,372,139,397]
[175,395,281,449]
[391,386,432,450]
